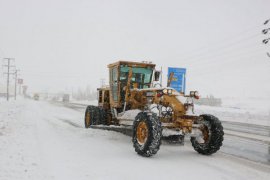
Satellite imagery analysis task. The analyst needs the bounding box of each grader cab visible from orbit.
[85,61,224,157]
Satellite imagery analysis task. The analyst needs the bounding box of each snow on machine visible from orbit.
[84,61,224,157]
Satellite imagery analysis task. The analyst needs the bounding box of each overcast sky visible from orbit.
[0,0,270,97]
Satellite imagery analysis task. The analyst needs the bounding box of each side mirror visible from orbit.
[154,71,161,81]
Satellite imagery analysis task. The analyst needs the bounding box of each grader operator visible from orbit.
[84,61,224,157]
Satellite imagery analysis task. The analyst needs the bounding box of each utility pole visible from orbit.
[19,82,22,95]
[262,18,270,58]
[14,69,20,100]
[3,58,15,101]
[18,78,23,95]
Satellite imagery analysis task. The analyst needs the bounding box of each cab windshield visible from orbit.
[120,65,153,89]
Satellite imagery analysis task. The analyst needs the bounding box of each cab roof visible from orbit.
[107,61,156,68]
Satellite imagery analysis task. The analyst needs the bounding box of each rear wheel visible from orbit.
[84,106,99,128]
[132,112,162,157]
[191,114,224,155]
[99,108,110,125]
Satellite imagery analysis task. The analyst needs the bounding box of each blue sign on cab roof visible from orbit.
[168,67,186,93]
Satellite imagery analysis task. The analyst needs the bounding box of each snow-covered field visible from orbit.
[0,98,270,180]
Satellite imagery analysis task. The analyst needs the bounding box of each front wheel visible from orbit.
[191,114,224,155]
[132,112,162,157]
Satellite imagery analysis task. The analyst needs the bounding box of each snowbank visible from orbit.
[195,97,270,126]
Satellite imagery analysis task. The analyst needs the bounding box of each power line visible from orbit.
[190,49,264,76]
[181,32,261,65]
[186,44,264,70]
[178,24,262,61]
[22,73,84,79]
[190,50,264,77]
[176,21,269,70]
[183,19,270,70]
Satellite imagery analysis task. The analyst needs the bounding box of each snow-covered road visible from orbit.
[1,99,270,180]
[63,101,270,165]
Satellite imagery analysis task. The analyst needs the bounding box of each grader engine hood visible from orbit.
[129,88,183,109]
[119,87,199,126]
[129,87,199,116]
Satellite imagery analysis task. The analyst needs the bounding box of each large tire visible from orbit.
[99,108,109,125]
[84,106,99,128]
[132,112,162,157]
[190,114,224,155]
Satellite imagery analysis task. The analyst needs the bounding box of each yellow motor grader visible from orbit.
[84,61,224,157]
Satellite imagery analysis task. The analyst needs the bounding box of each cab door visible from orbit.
[110,66,119,104]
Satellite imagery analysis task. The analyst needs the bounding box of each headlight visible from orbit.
[190,91,200,99]
[156,90,164,97]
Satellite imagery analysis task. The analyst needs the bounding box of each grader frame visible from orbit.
[85,60,224,157]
